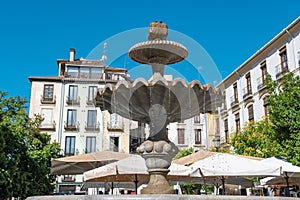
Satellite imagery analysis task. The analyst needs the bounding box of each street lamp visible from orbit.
[212,137,220,152]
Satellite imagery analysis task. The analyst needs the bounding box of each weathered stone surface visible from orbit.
[26,195,300,200]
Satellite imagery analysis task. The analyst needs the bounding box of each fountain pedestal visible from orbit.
[137,140,178,194]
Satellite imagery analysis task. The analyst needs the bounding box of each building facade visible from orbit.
[28,48,131,193]
[218,17,300,147]
[168,113,218,152]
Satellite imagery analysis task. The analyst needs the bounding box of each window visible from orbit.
[235,113,240,131]
[248,105,254,122]
[113,74,123,80]
[233,83,238,103]
[110,137,119,152]
[65,136,75,156]
[195,129,201,144]
[67,67,79,78]
[88,86,97,103]
[87,110,97,128]
[106,73,112,79]
[67,109,77,128]
[41,108,54,129]
[178,128,185,144]
[263,97,268,117]
[224,119,229,143]
[68,85,78,101]
[261,61,267,84]
[43,84,54,101]
[86,136,96,153]
[194,115,200,123]
[279,47,288,72]
[90,68,102,79]
[246,73,252,94]
[79,67,90,78]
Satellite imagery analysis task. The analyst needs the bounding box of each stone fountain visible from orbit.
[95,21,220,194]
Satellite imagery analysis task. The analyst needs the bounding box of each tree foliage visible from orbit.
[231,73,300,165]
[0,91,61,199]
[231,120,282,158]
[173,147,194,160]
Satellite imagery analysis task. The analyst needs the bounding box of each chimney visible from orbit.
[69,48,76,61]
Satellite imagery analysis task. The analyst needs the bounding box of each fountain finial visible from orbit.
[148,21,168,40]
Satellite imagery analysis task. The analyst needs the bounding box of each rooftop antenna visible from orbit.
[101,42,108,65]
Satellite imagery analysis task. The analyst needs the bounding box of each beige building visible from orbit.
[28,48,131,193]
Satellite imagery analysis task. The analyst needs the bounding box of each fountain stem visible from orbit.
[151,63,165,76]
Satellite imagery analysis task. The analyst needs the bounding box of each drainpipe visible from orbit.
[58,79,65,148]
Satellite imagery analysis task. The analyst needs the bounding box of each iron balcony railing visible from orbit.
[39,121,56,131]
[230,96,239,107]
[66,96,80,105]
[242,87,252,99]
[61,175,76,182]
[275,61,289,79]
[40,95,56,104]
[108,121,124,130]
[86,97,96,105]
[256,75,266,91]
[85,122,100,131]
[64,121,80,131]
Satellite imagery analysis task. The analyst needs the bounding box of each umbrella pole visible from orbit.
[111,182,114,195]
[221,176,225,195]
[284,172,290,197]
[134,174,139,195]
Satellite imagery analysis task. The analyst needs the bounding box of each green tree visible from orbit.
[266,73,300,165]
[231,120,282,158]
[0,91,61,199]
[231,73,300,164]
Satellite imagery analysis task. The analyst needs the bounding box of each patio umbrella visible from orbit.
[262,176,300,186]
[190,153,281,177]
[260,157,300,196]
[51,151,133,175]
[260,157,300,178]
[189,153,281,194]
[173,149,215,166]
[83,155,191,192]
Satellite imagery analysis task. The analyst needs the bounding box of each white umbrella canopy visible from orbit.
[190,153,281,177]
[261,176,300,186]
[51,151,134,175]
[260,157,300,178]
[84,155,191,183]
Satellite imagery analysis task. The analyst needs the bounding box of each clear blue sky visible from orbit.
[0,0,299,100]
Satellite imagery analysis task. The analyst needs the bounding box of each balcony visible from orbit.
[61,175,75,182]
[66,96,80,105]
[40,95,56,104]
[85,122,100,132]
[275,62,289,79]
[256,76,266,91]
[242,87,252,100]
[220,107,228,117]
[193,117,204,125]
[39,121,56,131]
[86,97,95,105]
[64,121,79,131]
[107,121,124,131]
[230,96,239,107]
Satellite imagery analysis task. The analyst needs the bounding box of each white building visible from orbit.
[218,17,300,147]
[28,48,131,193]
[168,113,219,151]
